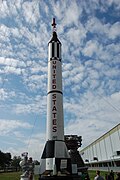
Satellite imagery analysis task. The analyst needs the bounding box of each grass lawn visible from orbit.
[88,170,117,179]
[89,170,106,179]
[0,170,117,180]
[0,172,39,180]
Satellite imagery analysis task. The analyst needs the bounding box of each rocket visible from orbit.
[39,18,72,178]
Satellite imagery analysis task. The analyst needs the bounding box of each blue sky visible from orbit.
[0,0,120,160]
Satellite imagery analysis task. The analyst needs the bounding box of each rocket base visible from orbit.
[39,140,72,175]
[39,175,82,180]
[39,176,72,180]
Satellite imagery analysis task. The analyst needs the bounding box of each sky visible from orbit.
[0,0,120,160]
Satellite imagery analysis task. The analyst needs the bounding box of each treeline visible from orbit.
[0,150,40,173]
[0,150,21,172]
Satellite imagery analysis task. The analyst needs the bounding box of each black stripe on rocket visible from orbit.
[49,41,61,60]
[41,140,64,159]
[48,90,63,95]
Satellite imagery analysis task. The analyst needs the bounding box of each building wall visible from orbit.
[80,124,120,163]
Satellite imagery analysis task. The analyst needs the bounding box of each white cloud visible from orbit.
[23,133,46,159]
[1,66,22,75]
[86,17,109,36]
[82,40,100,57]
[0,1,8,18]
[86,17,120,41]
[41,1,49,16]
[100,0,120,11]
[4,132,46,159]
[64,90,120,147]
[0,88,16,100]
[22,1,40,24]
[111,91,120,102]
[11,27,22,38]
[0,0,119,160]
[65,117,116,148]
[0,24,11,40]
[66,26,86,46]
[0,119,32,135]
[62,1,81,26]
[14,95,47,114]
[22,73,47,92]
[50,1,64,20]
[29,74,46,82]
[0,57,26,67]
[108,22,120,39]
[64,89,120,123]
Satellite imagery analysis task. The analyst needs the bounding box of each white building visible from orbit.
[80,123,120,172]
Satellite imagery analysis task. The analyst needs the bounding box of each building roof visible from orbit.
[80,123,120,152]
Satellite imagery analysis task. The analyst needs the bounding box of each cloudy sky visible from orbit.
[0,0,120,160]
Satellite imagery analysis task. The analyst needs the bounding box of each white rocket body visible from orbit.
[47,36,63,141]
[39,27,71,176]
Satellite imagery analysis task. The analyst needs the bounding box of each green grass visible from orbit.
[0,172,20,180]
[88,170,117,179]
[0,172,39,180]
[0,170,117,180]
[89,170,105,179]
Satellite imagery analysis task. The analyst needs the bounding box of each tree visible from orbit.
[4,152,12,166]
[0,150,12,170]
[11,156,21,171]
[0,150,5,168]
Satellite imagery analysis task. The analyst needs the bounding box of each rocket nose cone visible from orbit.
[49,31,61,44]
[53,31,58,40]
